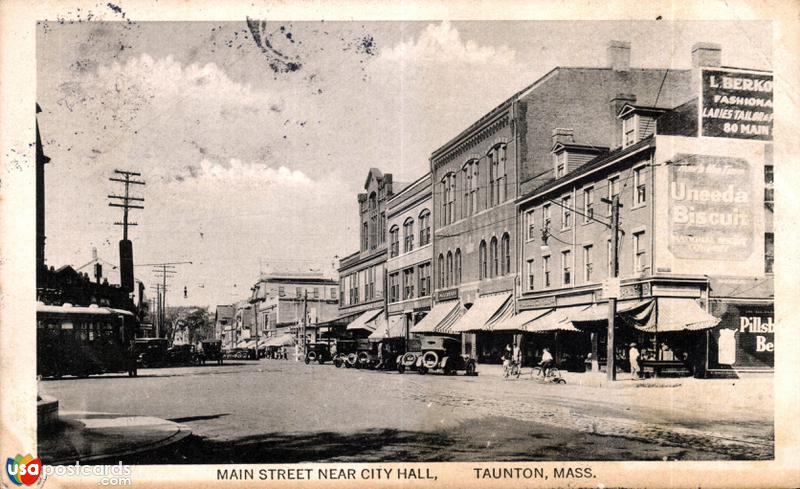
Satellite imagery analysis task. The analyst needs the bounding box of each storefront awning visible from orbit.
[264,334,296,347]
[570,300,651,325]
[630,298,721,333]
[493,308,553,332]
[451,293,513,333]
[410,301,463,334]
[525,305,590,333]
[368,315,406,340]
[346,309,383,332]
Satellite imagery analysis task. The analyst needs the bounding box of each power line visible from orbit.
[108,169,145,240]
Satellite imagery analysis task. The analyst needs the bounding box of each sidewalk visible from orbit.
[39,411,192,465]
[477,362,692,388]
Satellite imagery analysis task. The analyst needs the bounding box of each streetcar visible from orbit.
[37,302,139,378]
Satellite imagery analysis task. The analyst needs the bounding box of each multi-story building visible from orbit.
[337,169,405,338]
[430,40,698,363]
[249,272,339,343]
[214,304,235,341]
[378,173,433,340]
[514,47,773,376]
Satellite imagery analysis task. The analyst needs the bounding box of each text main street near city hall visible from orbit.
[22,15,780,487]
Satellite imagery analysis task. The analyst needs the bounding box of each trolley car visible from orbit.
[37,302,139,378]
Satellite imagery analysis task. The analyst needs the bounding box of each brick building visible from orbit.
[430,40,698,363]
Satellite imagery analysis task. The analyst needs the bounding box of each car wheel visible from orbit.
[418,366,428,375]
[318,358,325,365]
[397,364,405,374]
[304,356,310,365]
[465,362,476,376]
[443,365,455,376]
[334,358,343,368]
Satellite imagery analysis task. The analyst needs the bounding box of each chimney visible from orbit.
[607,40,631,72]
[692,42,722,68]
[551,128,575,147]
[92,247,98,261]
[94,262,103,284]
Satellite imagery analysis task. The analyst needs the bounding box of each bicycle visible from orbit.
[531,364,566,384]
[503,359,521,379]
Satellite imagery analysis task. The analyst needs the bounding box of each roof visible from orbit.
[617,102,671,119]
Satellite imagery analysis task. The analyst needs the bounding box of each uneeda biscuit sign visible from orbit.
[701,68,773,140]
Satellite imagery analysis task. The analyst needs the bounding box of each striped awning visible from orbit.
[346,309,383,332]
[570,300,651,325]
[493,308,553,332]
[368,315,406,340]
[450,293,513,333]
[524,305,589,333]
[410,301,463,334]
[264,334,296,347]
[630,298,721,333]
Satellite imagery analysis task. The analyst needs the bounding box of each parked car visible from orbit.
[333,339,358,368]
[396,338,422,374]
[165,344,200,366]
[355,338,379,369]
[415,336,477,376]
[198,340,223,365]
[135,338,169,368]
[305,342,333,364]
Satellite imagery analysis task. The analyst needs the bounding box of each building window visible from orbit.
[454,249,462,285]
[561,249,571,285]
[441,173,456,226]
[362,222,369,251]
[583,187,594,223]
[765,165,774,207]
[367,267,376,300]
[498,145,507,204]
[542,255,551,288]
[368,193,378,250]
[389,226,399,258]
[419,210,431,245]
[525,210,535,241]
[339,282,344,304]
[583,244,593,282]
[490,237,498,278]
[438,253,445,288]
[389,273,400,302]
[765,232,774,273]
[623,115,637,148]
[479,240,487,280]
[418,263,431,297]
[633,231,646,274]
[379,211,386,243]
[446,251,453,287]
[278,286,285,297]
[633,166,646,206]
[527,259,535,291]
[295,287,302,298]
[330,287,337,299]
[462,160,479,217]
[488,145,508,207]
[471,161,479,214]
[501,233,510,275]
[352,274,360,304]
[607,176,621,215]
[403,218,415,253]
[313,287,319,299]
[488,151,496,207]
[543,203,551,226]
[561,195,572,229]
[554,151,566,178]
[403,268,415,300]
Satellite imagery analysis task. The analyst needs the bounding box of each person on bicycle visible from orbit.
[539,347,554,378]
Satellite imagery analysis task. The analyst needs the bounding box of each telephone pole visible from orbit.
[109,170,145,294]
[601,194,622,381]
[137,261,192,338]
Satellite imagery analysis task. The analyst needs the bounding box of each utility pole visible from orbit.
[601,194,622,381]
[137,261,191,338]
[108,170,145,294]
[301,290,308,356]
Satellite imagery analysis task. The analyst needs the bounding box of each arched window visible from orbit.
[389,225,400,258]
[437,253,445,288]
[455,249,462,285]
[446,251,453,287]
[479,240,487,280]
[368,192,378,249]
[501,233,510,275]
[490,237,498,278]
[419,210,431,245]
[403,218,415,253]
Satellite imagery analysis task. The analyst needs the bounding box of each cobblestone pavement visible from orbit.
[39,359,773,462]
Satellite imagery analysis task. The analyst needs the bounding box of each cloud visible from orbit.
[174,159,312,186]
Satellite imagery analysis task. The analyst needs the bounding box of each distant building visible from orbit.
[214,304,235,342]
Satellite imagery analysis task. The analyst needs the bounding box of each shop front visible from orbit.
[707,299,774,372]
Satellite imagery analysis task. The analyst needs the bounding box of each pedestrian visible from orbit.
[501,344,513,378]
[629,342,641,380]
[281,345,287,360]
[126,340,138,377]
[375,341,385,370]
[539,347,554,378]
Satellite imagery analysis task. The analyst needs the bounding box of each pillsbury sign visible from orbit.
[700,68,773,140]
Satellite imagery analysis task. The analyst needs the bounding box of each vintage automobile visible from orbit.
[355,338,379,369]
[415,336,477,376]
[304,342,333,364]
[198,340,223,365]
[332,339,358,368]
[135,338,169,368]
[165,344,200,366]
[396,338,422,374]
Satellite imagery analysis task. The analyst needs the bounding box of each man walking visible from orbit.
[629,342,641,380]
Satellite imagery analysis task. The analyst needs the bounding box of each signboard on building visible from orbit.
[707,301,773,370]
[668,153,755,261]
[437,288,459,302]
[601,278,621,299]
[700,68,773,140]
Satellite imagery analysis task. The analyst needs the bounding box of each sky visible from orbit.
[36,18,772,310]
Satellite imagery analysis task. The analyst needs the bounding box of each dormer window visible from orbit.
[618,103,667,148]
[554,151,567,178]
[622,115,637,148]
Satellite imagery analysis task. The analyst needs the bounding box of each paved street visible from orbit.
[39,360,774,463]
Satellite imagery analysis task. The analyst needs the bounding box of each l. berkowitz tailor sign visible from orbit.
[653,136,765,277]
[700,68,773,140]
